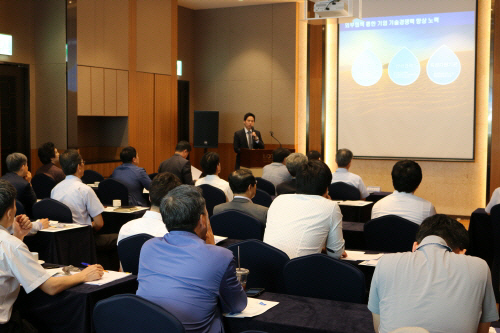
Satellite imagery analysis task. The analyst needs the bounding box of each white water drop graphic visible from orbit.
[426,45,461,85]
[351,49,383,87]
[388,47,421,86]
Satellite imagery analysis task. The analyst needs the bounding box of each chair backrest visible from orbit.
[328,182,361,201]
[364,215,419,252]
[256,177,275,196]
[93,294,185,333]
[211,210,264,240]
[149,172,158,180]
[252,189,273,208]
[227,239,289,292]
[198,184,226,217]
[117,233,154,275]
[15,200,25,216]
[81,169,104,184]
[32,198,73,222]
[283,253,366,303]
[98,178,129,206]
[31,173,57,199]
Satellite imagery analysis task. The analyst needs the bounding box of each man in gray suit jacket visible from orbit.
[213,169,268,226]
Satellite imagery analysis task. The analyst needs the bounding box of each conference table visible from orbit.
[16,269,138,333]
[224,292,374,333]
[99,206,148,234]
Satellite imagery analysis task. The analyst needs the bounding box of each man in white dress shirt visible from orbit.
[0,180,103,332]
[261,148,292,188]
[331,149,369,199]
[371,160,436,225]
[195,152,233,202]
[117,172,181,243]
[264,160,346,259]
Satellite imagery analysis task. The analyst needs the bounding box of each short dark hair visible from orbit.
[0,180,17,220]
[160,185,206,232]
[336,149,353,167]
[149,172,182,207]
[416,214,469,251]
[392,160,422,193]
[285,153,308,177]
[6,153,27,173]
[120,146,137,164]
[296,160,332,195]
[38,142,56,165]
[200,152,219,175]
[244,113,255,121]
[307,150,321,161]
[59,149,82,175]
[175,141,191,153]
[273,148,290,163]
[229,169,256,194]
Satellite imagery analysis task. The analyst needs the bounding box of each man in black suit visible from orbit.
[233,112,265,169]
[158,141,193,184]
[276,153,308,195]
[1,153,37,218]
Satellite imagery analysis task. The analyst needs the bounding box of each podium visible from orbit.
[240,148,295,168]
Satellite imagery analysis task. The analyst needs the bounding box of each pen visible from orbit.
[81,262,108,273]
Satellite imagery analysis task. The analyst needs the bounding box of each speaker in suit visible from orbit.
[233,129,265,170]
[213,197,268,227]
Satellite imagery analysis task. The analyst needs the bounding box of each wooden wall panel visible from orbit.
[83,162,121,178]
[91,67,104,115]
[77,66,91,115]
[308,24,323,153]
[490,0,500,198]
[104,69,117,116]
[154,74,174,169]
[117,70,129,116]
[130,72,155,173]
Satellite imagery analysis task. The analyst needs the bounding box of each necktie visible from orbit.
[247,131,253,149]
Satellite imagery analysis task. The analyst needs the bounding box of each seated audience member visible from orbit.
[213,169,268,226]
[276,153,308,195]
[158,141,193,184]
[111,146,151,207]
[261,148,292,188]
[1,153,37,219]
[306,150,321,161]
[0,180,103,331]
[331,148,369,199]
[195,152,233,201]
[117,172,181,243]
[137,185,247,332]
[485,187,500,214]
[35,142,65,183]
[368,214,498,333]
[264,160,346,259]
[371,160,436,225]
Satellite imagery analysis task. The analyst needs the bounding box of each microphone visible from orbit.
[270,131,282,148]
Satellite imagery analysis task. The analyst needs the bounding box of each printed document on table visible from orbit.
[342,251,384,261]
[82,271,131,286]
[224,297,279,318]
[338,200,372,206]
[103,206,149,213]
[40,223,89,233]
[191,165,202,181]
[214,235,228,244]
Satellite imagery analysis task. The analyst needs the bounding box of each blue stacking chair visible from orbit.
[117,233,154,275]
[81,169,104,184]
[283,253,366,303]
[15,200,25,215]
[198,184,226,217]
[227,239,289,292]
[256,177,275,196]
[211,210,264,240]
[252,189,273,208]
[31,173,57,199]
[32,198,73,222]
[98,178,129,206]
[328,182,361,201]
[364,215,419,252]
[93,294,185,333]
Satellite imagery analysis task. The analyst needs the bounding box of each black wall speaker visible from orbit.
[193,111,219,148]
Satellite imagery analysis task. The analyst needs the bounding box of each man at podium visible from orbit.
[233,112,265,169]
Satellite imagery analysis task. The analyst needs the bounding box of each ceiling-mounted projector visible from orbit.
[314,0,349,18]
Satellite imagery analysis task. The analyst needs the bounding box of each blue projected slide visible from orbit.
[338,10,476,160]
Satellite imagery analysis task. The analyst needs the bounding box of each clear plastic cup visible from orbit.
[235,268,249,290]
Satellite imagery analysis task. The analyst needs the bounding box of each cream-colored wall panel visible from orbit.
[36,64,67,148]
[77,0,96,66]
[178,6,195,82]
[94,1,106,67]
[91,67,104,116]
[193,81,217,111]
[103,0,129,70]
[104,69,117,116]
[34,1,66,65]
[137,0,171,75]
[272,79,295,144]
[272,4,296,81]
[193,10,221,82]
[0,1,34,64]
[117,70,129,116]
[77,66,91,116]
[217,80,272,144]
